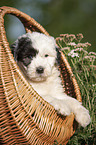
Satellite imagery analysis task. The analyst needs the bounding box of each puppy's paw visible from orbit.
[58,104,71,116]
[75,107,91,127]
[51,100,71,116]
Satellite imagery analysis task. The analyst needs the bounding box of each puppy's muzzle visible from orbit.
[36,66,44,74]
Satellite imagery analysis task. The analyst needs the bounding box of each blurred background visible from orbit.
[0,0,96,52]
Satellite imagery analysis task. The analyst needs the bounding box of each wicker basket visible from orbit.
[0,6,82,145]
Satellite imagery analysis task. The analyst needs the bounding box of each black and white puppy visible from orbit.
[11,32,91,127]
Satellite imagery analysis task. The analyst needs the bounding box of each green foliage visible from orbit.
[56,34,96,145]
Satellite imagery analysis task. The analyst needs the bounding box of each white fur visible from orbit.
[16,32,91,127]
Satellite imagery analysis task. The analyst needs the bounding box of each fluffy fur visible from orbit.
[11,32,91,127]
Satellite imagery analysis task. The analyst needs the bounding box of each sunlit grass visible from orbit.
[56,34,96,145]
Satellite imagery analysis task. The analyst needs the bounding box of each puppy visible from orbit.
[11,32,91,127]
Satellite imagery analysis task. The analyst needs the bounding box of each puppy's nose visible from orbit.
[36,66,44,74]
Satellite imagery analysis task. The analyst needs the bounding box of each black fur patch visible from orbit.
[11,36,38,66]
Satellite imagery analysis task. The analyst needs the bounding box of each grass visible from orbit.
[56,34,96,145]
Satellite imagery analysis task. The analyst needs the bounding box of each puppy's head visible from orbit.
[11,32,60,82]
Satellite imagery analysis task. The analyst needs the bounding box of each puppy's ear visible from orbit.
[11,35,31,61]
[56,46,61,65]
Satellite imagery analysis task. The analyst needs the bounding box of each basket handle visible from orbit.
[0,6,49,36]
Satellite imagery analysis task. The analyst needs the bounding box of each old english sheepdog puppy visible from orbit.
[11,32,91,127]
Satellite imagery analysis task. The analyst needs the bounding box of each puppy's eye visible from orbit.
[45,54,49,57]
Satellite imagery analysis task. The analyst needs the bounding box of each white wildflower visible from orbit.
[74,43,89,48]
[92,84,96,87]
[88,52,96,56]
[62,47,70,51]
[83,55,96,61]
[67,42,76,46]
[71,53,79,58]
[75,48,88,54]
[68,49,79,58]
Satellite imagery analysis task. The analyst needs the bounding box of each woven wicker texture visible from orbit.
[0,6,82,145]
